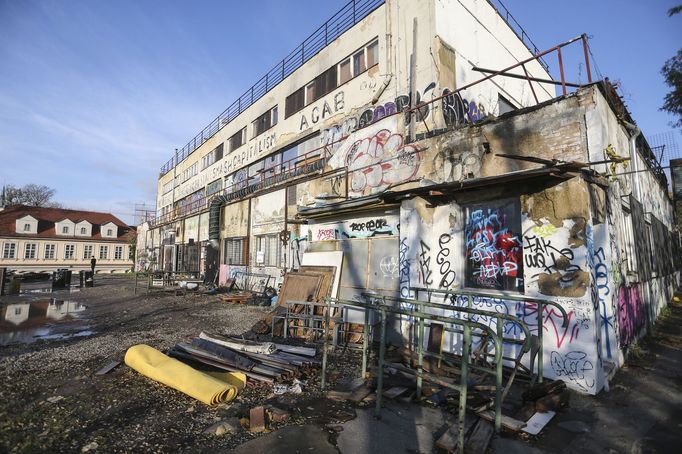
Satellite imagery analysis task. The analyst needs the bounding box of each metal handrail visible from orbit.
[322,296,506,453]
[411,286,569,383]
[159,0,385,176]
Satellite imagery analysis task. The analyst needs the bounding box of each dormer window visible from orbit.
[23,223,30,231]
[80,227,87,234]
[62,226,69,234]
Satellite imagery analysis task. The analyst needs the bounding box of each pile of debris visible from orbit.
[167,332,318,386]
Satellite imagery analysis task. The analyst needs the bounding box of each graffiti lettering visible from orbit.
[300,92,345,130]
[550,351,595,392]
[465,207,522,290]
[399,237,412,298]
[436,233,456,288]
[418,240,434,286]
[343,130,420,195]
[350,218,389,233]
[316,228,336,241]
[442,88,487,127]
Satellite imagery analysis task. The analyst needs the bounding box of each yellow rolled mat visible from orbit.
[124,344,245,406]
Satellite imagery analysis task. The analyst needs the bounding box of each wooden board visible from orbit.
[299,265,336,311]
[277,272,324,308]
[465,419,494,454]
[476,410,526,432]
[301,251,343,298]
[427,323,444,353]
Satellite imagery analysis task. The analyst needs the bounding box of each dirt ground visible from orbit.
[1,276,681,453]
[0,276,362,453]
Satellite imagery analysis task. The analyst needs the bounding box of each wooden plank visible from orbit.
[382,386,409,399]
[435,417,477,453]
[465,419,494,454]
[95,360,121,375]
[475,410,526,432]
[427,323,444,353]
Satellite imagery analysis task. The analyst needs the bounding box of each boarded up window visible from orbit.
[464,198,523,292]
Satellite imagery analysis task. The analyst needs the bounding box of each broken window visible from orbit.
[464,198,523,292]
[223,237,246,265]
[228,127,247,152]
[206,179,222,197]
[253,106,278,137]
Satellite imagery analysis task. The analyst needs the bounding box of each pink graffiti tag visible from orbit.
[343,129,420,194]
[617,284,645,347]
[316,228,336,241]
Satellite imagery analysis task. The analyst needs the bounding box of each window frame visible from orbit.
[252,106,278,138]
[24,243,37,260]
[223,237,246,265]
[64,244,75,260]
[83,244,94,259]
[254,233,281,267]
[44,243,56,260]
[228,127,247,152]
[114,246,123,260]
[3,242,16,259]
[99,245,109,260]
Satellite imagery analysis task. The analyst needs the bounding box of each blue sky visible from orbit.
[0,0,680,224]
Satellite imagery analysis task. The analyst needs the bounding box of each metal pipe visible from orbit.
[362,304,369,379]
[416,301,425,399]
[622,120,642,201]
[321,297,330,389]
[538,302,544,383]
[581,34,592,83]
[374,306,388,418]
[457,323,471,453]
[557,48,567,96]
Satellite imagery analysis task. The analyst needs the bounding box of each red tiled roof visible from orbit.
[0,205,136,241]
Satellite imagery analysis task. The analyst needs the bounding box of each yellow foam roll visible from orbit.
[124,344,246,406]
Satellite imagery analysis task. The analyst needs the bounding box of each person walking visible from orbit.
[90,256,97,274]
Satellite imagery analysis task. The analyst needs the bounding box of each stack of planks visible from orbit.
[168,332,318,386]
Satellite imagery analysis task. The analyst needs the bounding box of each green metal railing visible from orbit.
[321,296,506,453]
[411,287,569,383]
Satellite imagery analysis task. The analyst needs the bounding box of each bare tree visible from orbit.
[2,184,62,207]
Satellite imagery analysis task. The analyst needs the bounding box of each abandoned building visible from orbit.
[137,0,681,394]
[0,205,136,274]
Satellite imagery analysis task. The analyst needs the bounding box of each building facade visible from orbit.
[0,205,135,274]
[140,0,680,393]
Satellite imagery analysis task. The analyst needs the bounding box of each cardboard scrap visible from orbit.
[522,411,556,435]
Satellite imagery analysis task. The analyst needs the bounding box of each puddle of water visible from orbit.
[0,299,91,346]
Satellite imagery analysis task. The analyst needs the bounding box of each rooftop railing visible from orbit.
[160,0,552,177]
[160,0,385,177]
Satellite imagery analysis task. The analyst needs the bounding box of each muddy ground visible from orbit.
[1,276,681,453]
[0,276,361,453]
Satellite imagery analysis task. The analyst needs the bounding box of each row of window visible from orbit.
[285,39,378,118]
[2,243,129,260]
[223,234,281,267]
[161,38,379,199]
[20,223,115,237]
